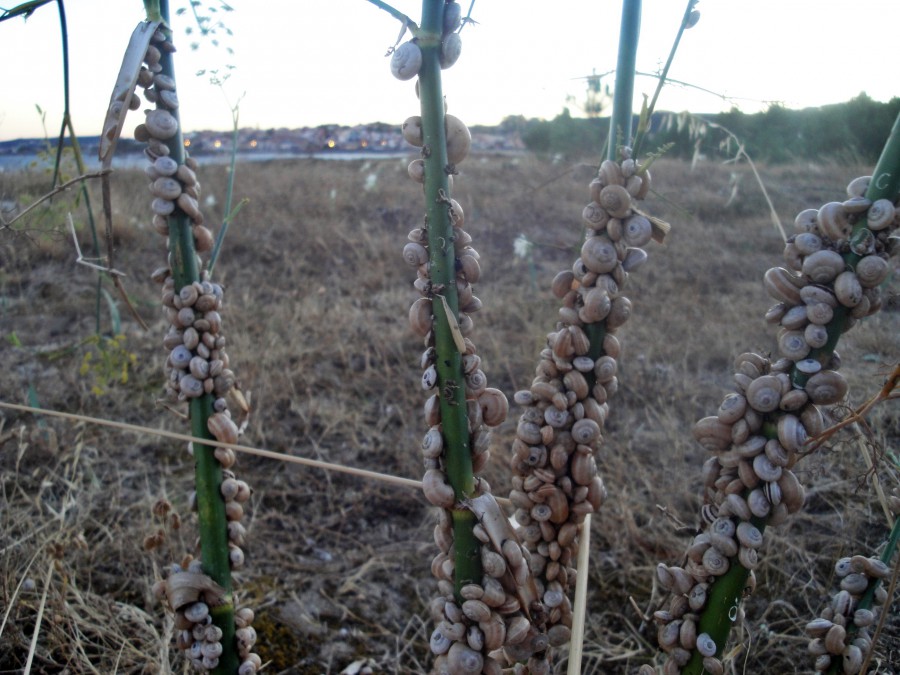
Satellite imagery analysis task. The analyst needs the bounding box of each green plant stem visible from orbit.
[158,2,237,672]
[684,110,900,675]
[583,0,641,391]
[632,0,695,158]
[607,0,641,160]
[418,0,480,599]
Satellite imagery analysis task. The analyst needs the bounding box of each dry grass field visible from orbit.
[0,152,898,674]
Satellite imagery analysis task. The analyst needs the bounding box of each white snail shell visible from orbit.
[440,32,462,69]
[866,198,895,230]
[390,41,422,80]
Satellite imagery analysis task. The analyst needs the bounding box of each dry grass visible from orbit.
[0,154,898,674]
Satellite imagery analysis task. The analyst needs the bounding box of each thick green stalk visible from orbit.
[684,110,900,675]
[584,0,642,390]
[607,0,641,160]
[418,0,480,598]
[157,2,237,671]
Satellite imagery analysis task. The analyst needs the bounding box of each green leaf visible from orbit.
[100,287,121,335]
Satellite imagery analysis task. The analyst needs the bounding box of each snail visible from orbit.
[390,41,422,80]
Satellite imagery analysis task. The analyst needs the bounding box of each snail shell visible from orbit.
[401,116,423,147]
[457,252,481,283]
[717,393,748,424]
[824,623,847,654]
[571,418,601,445]
[423,469,456,508]
[745,375,782,413]
[804,370,847,405]
[696,632,717,658]
[846,175,871,198]
[599,184,631,218]
[795,208,819,233]
[866,198,895,230]
[439,32,462,69]
[407,159,425,183]
[606,295,631,330]
[854,254,889,287]
[622,214,652,247]
[581,236,619,274]
[778,329,810,361]
[580,287,612,322]
[408,297,432,337]
[478,388,508,427]
[402,242,428,267]
[764,267,804,305]
[794,232,823,256]
[817,202,851,241]
[208,412,238,445]
[702,547,729,576]
[692,416,733,452]
[552,270,575,298]
[390,41,422,80]
[834,271,863,308]
[802,249,845,284]
[445,114,471,164]
[583,202,610,228]
[145,109,179,140]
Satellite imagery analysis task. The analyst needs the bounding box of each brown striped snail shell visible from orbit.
[692,416,733,452]
[457,251,481,283]
[764,267,804,305]
[794,231,823,255]
[478,388,508,427]
[817,202,851,241]
[390,41,422,80]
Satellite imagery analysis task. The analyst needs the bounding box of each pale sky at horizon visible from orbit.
[0,0,897,142]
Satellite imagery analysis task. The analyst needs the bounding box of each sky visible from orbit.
[0,0,898,142]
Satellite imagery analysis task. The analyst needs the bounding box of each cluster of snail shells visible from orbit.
[504,150,652,623]
[132,29,213,254]
[805,554,891,674]
[766,174,898,360]
[429,508,553,674]
[152,560,259,673]
[390,0,463,81]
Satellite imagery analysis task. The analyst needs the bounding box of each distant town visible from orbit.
[0,122,526,167]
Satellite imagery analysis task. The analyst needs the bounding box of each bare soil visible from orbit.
[0,153,898,674]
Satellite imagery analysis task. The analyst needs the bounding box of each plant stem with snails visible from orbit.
[584,0,641,386]
[418,0,481,599]
[682,110,900,675]
[155,1,237,671]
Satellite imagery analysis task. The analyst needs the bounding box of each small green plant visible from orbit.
[77,333,137,396]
